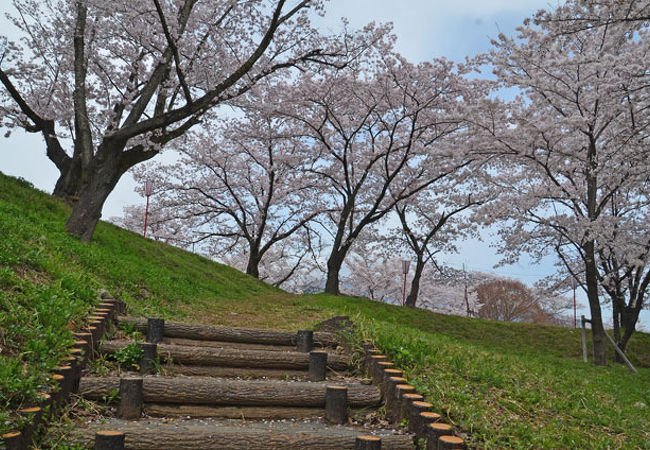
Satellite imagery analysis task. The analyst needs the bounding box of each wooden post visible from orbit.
[139,343,157,374]
[74,332,94,354]
[326,385,348,424]
[408,401,432,434]
[51,374,65,412]
[97,305,116,322]
[72,340,90,366]
[89,319,105,341]
[355,435,381,450]
[101,298,127,315]
[94,430,126,450]
[373,361,394,385]
[393,384,415,424]
[38,393,53,422]
[54,365,73,403]
[147,318,165,344]
[309,351,327,381]
[384,376,407,422]
[363,349,381,374]
[117,378,143,420]
[399,393,423,426]
[296,330,314,353]
[95,308,113,322]
[418,412,441,438]
[426,423,453,450]
[18,406,42,446]
[602,328,639,374]
[438,435,465,450]
[361,341,375,352]
[1,431,23,450]
[380,369,403,397]
[366,354,387,377]
[62,354,81,394]
[86,326,100,348]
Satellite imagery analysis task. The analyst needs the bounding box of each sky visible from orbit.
[0,0,647,329]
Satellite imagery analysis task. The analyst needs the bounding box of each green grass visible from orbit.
[1,171,649,448]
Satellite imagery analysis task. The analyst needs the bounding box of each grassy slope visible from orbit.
[0,172,648,448]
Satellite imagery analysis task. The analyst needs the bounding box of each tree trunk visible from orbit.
[65,145,124,242]
[53,155,83,201]
[325,250,346,295]
[405,257,425,308]
[584,241,607,366]
[246,250,261,279]
[612,295,623,363]
[618,305,640,355]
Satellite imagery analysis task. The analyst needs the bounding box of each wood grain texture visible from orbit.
[117,316,341,347]
[72,419,414,450]
[102,341,351,371]
[79,377,381,407]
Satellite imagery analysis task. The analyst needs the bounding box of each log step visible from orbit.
[118,316,341,347]
[169,365,315,379]
[143,404,376,420]
[101,341,351,371]
[73,418,414,449]
[161,337,297,352]
[79,376,381,407]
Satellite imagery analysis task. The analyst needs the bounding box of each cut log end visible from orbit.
[117,378,143,420]
[296,330,314,353]
[94,430,125,450]
[326,385,348,424]
[147,318,165,344]
[438,435,465,450]
[2,431,23,450]
[309,351,328,381]
[356,435,382,450]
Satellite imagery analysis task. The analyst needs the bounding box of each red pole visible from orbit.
[143,195,150,238]
[573,287,577,328]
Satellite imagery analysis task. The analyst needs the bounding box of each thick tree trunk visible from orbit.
[585,241,607,366]
[618,305,640,355]
[405,258,425,308]
[53,156,83,201]
[246,256,261,278]
[612,296,623,363]
[325,250,346,295]
[65,145,124,242]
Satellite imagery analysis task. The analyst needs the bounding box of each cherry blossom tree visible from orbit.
[0,0,342,241]
[394,172,491,308]
[342,237,403,303]
[217,228,323,289]
[133,99,322,279]
[470,3,650,364]
[538,0,650,31]
[283,50,475,295]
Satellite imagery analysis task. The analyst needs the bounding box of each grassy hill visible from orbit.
[0,171,648,449]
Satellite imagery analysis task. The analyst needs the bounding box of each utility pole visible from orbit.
[401,260,410,306]
[463,263,471,317]
[143,181,154,238]
[571,277,577,328]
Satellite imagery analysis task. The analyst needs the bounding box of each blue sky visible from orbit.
[0,1,646,328]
